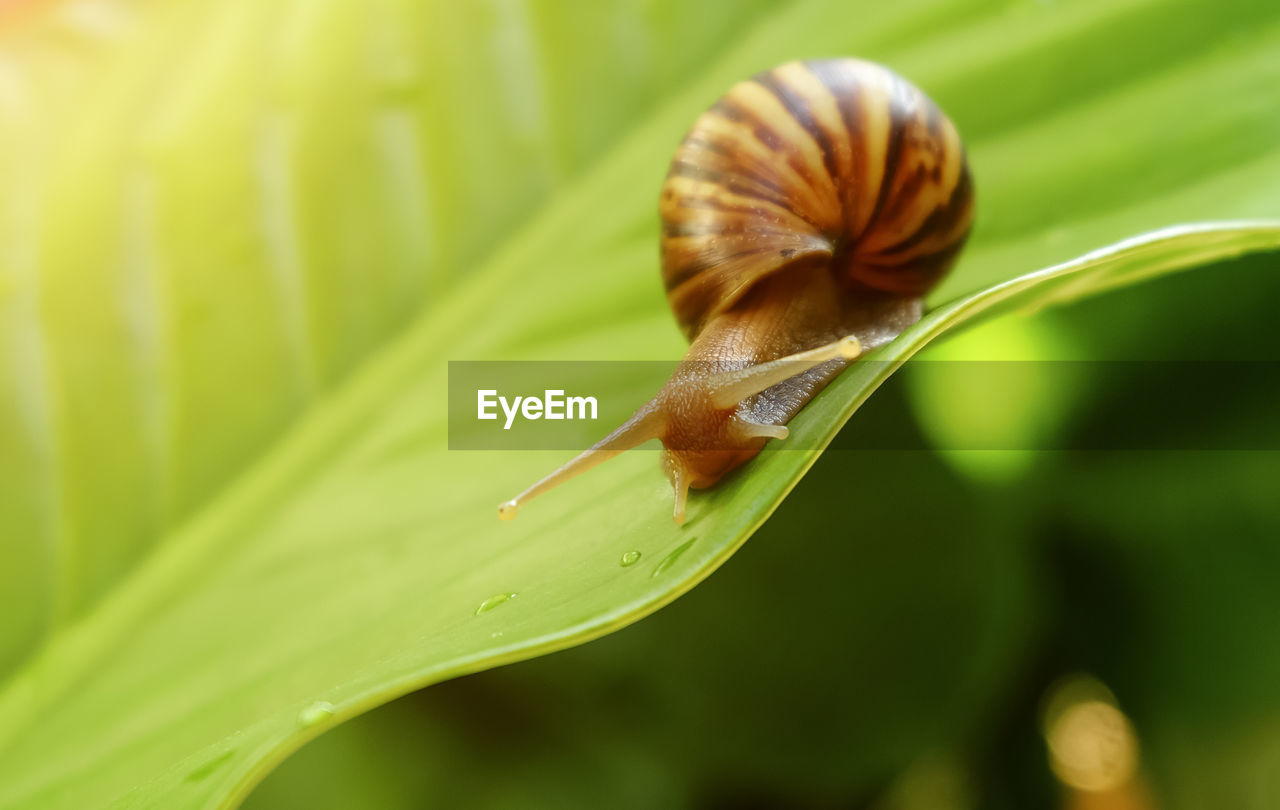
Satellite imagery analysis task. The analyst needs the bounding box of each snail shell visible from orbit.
[661,58,973,340]
[500,58,974,524]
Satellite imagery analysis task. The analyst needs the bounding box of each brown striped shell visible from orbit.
[660,58,974,340]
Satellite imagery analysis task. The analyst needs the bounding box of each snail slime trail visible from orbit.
[499,58,974,524]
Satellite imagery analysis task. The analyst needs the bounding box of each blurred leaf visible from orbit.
[0,0,784,667]
[2,0,1280,808]
[905,314,1086,484]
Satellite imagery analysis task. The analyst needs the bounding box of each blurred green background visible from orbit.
[3,0,1279,807]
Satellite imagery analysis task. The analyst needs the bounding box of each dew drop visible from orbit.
[620,550,642,567]
[475,592,518,616]
[184,749,236,783]
[651,540,695,578]
[297,701,335,727]
[490,631,504,639]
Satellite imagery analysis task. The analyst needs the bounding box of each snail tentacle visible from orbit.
[705,335,862,409]
[730,419,789,442]
[497,408,665,521]
[671,465,690,524]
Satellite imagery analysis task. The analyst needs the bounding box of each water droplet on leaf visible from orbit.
[475,592,518,615]
[297,701,335,727]
[651,540,695,578]
[184,749,235,783]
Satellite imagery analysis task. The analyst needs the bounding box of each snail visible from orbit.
[499,58,973,523]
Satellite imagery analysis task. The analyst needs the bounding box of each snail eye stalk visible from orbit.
[705,336,862,409]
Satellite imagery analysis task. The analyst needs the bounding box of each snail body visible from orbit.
[500,58,973,523]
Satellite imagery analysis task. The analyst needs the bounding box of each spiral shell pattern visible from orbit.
[659,58,974,339]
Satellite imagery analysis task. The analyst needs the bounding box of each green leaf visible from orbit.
[2,0,1280,808]
[0,0,785,668]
